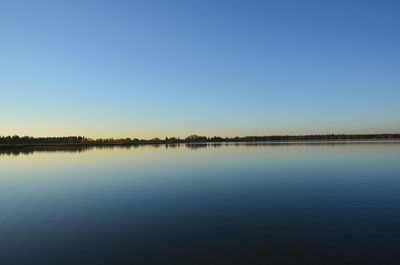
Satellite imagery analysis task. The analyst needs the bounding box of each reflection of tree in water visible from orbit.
[1,140,399,157]
[165,144,180,149]
[185,143,208,149]
[0,145,135,157]
[184,143,230,149]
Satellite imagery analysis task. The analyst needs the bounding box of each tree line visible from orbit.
[0,134,399,147]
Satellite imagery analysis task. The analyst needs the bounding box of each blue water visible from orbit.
[1,142,399,264]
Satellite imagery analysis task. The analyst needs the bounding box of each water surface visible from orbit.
[1,142,400,264]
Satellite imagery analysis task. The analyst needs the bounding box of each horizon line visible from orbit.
[2,133,400,141]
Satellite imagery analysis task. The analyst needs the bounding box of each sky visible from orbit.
[1,0,399,138]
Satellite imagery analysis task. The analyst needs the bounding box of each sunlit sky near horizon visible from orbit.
[1,0,399,139]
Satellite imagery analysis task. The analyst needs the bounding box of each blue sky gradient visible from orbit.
[1,0,399,138]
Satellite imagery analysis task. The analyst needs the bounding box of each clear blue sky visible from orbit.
[1,0,399,138]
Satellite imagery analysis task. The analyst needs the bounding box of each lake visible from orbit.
[1,142,399,265]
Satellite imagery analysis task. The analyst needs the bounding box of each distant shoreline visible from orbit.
[1,134,399,149]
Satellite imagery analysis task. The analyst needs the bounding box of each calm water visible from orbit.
[1,142,400,265]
